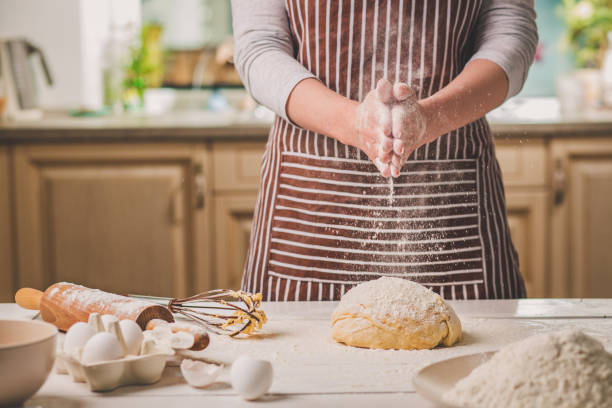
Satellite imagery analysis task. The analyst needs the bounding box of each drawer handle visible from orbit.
[553,159,565,206]
[194,163,205,210]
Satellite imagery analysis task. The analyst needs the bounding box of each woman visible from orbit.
[231,0,538,300]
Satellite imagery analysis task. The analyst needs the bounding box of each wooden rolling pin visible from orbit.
[15,283,210,351]
[15,283,174,331]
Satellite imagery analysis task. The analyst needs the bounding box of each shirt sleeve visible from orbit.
[468,0,539,99]
[231,0,317,122]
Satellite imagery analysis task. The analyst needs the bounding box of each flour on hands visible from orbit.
[389,82,426,177]
[357,79,426,178]
[355,79,395,177]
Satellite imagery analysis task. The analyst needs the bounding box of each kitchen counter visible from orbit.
[2,105,612,143]
[4,299,612,408]
[0,111,274,143]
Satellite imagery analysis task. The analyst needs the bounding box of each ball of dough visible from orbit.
[331,277,462,350]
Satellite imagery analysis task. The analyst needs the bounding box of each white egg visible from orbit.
[81,332,124,364]
[63,322,96,354]
[119,320,144,355]
[230,355,273,400]
[100,314,119,331]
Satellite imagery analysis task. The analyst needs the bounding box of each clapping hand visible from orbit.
[356,79,426,178]
[378,79,427,178]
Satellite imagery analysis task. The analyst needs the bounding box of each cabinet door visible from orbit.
[496,140,547,187]
[13,144,211,298]
[213,193,258,290]
[212,141,263,290]
[0,146,14,302]
[505,191,549,298]
[551,139,612,298]
[212,142,265,192]
[496,138,549,298]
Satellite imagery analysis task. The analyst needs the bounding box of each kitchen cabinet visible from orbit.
[550,139,612,298]
[212,142,264,193]
[495,140,549,298]
[213,194,258,290]
[505,191,549,298]
[0,146,14,302]
[7,138,552,299]
[2,117,612,301]
[12,144,212,298]
[211,142,263,290]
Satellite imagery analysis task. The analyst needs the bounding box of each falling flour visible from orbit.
[388,177,394,205]
[444,330,612,408]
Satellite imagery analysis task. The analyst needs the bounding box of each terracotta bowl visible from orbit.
[0,319,57,407]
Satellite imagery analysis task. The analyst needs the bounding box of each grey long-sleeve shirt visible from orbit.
[232,0,538,123]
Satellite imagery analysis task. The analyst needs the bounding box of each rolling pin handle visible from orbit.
[15,288,44,311]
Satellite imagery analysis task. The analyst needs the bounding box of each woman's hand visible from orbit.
[388,83,427,178]
[286,62,510,179]
[285,78,395,177]
[352,79,427,178]
[353,79,396,177]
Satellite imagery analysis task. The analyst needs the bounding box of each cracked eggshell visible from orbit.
[147,326,194,350]
[230,356,273,400]
[119,320,144,355]
[81,332,124,365]
[140,338,174,356]
[180,359,223,388]
[149,325,172,344]
[169,331,195,350]
[64,322,96,355]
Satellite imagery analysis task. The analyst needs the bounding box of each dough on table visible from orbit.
[331,277,462,350]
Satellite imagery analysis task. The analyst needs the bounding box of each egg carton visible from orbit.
[56,314,175,392]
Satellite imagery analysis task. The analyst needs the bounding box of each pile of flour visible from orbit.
[444,330,612,408]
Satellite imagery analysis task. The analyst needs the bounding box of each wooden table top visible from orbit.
[3,299,611,408]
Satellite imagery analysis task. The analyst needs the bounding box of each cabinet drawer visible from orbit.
[495,140,547,186]
[213,142,266,192]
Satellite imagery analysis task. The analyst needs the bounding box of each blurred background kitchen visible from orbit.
[0,0,611,302]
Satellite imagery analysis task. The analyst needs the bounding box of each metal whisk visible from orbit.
[129,289,267,337]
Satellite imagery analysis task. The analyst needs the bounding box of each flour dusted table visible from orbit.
[3,299,611,408]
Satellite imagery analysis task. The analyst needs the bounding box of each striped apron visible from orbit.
[241,0,526,300]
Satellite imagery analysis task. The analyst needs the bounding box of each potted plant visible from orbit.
[558,0,612,109]
[560,0,612,67]
[123,24,164,111]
